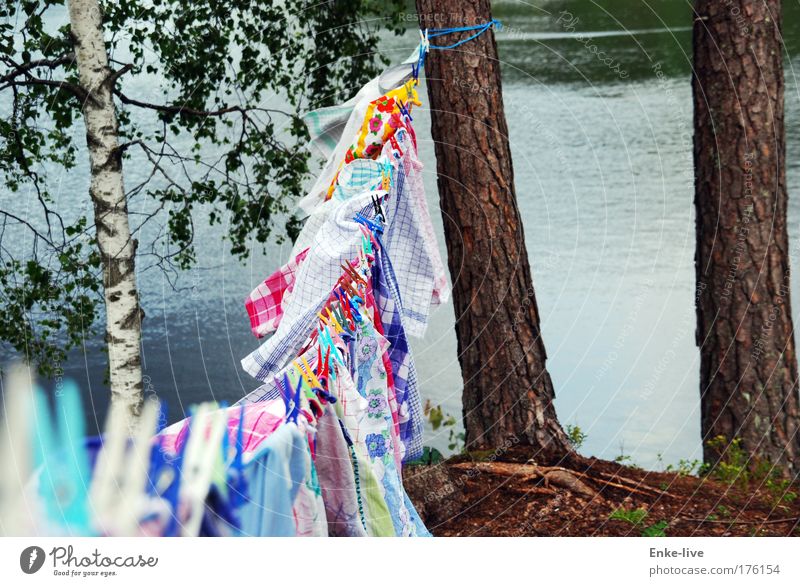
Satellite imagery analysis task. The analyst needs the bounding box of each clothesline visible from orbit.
[413,19,502,78]
[1,26,461,538]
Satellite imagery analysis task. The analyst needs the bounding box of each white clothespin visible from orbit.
[179,404,227,536]
[420,28,430,54]
[0,364,35,536]
[89,399,160,536]
[117,400,159,535]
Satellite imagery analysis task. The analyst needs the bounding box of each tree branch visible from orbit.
[113,89,289,118]
[0,77,88,101]
[0,53,76,83]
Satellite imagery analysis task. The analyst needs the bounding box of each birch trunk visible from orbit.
[68,0,143,422]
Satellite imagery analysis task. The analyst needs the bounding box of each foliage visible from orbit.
[613,442,640,469]
[0,0,407,375]
[701,435,799,507]
[424,400,465,453]
[700,436,749,485]
[609,507,648,526]
[406,446,445,466]
[565,423,587,450]
[665,458,701,477]
[609,507,668,537]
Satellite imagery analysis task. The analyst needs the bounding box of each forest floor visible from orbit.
[403,447,800,537]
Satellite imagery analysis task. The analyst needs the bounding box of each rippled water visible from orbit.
[4,1,800,468]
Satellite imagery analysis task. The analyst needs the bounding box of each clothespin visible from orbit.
[378,161,393,195]
[227,404,247,511]
[282,373,301,424]
[319,346,331,382]
[372,193,386,220]
[334,293,354,331]
[412,30,430,81]
[294,359,313,390]
[0,365,35,536]
[318,324,344,369]
[89,397,160,536]
[148,435,183,537]
[341,262,367,286]
[398,100,413,123]
[343,280,361,300]
[300,356,322,390]
[353,212,384,235]
[54,381,92,533]
[329,299,349,334]
[179,403,227,536]
[325,307,344,334]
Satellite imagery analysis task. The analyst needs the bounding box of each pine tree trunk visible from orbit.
[68,0,144,422]
[415,0,572,459]
[693,0,800,475]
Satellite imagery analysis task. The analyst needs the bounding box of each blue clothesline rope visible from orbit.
[426,19,502,49]
[412,19,502,79]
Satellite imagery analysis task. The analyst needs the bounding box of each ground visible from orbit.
[403,448,800,537]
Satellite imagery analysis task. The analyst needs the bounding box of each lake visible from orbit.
[3,0,800,469]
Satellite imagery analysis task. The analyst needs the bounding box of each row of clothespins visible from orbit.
[0,364,248,537]
[275,197,389,426]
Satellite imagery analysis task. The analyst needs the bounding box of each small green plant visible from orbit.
[609,508,668,537]
[406,446,445,466]
[424,401,465,453]
[764,476,799,506]
[609,507,648,525]
[701,436,748,485]
[641,520,668,537]
[716,504,732,519]
[565,424,587,450]
[665,459,701,477]
[701,436,800,506]
[613,442,640,469]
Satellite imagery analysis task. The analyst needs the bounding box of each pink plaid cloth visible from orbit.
[246,247,310,337]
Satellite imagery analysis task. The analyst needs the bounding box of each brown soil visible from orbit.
[403,448,800,537]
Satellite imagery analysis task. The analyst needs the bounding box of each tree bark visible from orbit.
[693,0,800,475]
[415,0,572,459]
[68,0,143,422]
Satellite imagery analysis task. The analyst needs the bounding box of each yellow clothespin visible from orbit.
[294,359,314,390]
[325,307,344,334]
[300,356,322,389]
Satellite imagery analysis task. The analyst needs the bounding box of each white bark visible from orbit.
[68,0,143,423]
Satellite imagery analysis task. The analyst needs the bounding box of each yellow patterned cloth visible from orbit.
[325,80,422,200]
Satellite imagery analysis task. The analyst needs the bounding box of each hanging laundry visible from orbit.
[246,247,311,338]
[298,47,421,214]
[323,79,422,201]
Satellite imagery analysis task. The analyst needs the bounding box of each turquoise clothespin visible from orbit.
[33,381,92,534]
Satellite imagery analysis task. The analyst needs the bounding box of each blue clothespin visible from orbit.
[318,325,344,374]
[226,404,248,516]
[149,435,183,537]
[398,100,413,123]
[353,212,384,235]
[33,382,92,534]
[282,373,301,424]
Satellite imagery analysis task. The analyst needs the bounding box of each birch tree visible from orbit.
[68,0,142,418]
